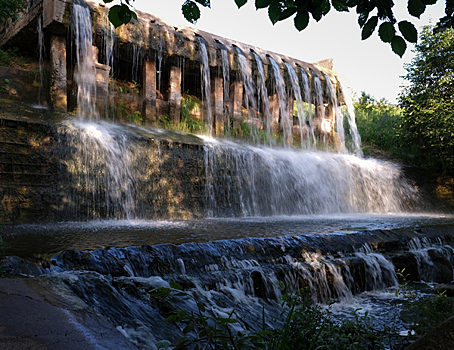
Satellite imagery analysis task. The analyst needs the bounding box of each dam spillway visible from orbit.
[0,0,360,151]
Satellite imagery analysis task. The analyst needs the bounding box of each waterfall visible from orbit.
[198,37,213,136]
[268,57,291,146]
[312,74,326,145]
[204,140,418,217]
[25,230,440,347]
[59,120,136,219]
[285,62,306,149]
[338,76,363,157]
[72,3,97,119]
[37,16,45,106]
[299,67,314,146]
[253,52,272,142]
[235,48,257,133]
[221,49,230,105]
[323,73,345,152]
[103,14,115,118]
[355,243,398,290]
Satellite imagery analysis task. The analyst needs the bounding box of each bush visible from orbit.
[354,92,403,158]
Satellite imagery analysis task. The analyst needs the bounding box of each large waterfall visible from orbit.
[3,4,454,350]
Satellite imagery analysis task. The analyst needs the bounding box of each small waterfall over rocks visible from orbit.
[252,52,272,140]
[198,36,213,136]
[268,57,291,145]
[3,4,454,349]
[285,62,306,148]
[72,3,98,120]
[4,228,454,349]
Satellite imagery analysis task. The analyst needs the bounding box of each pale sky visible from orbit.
[124,0,445,103]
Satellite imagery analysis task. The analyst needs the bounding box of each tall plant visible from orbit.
[399,26,454,173]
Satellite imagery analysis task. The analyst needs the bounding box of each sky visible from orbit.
[121,0,446,104]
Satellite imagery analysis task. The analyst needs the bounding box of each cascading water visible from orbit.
[235,48,258,133]
[6,229,451,348]
[72,3,97,119]
[221,49,230,126]
[323,73,346,152]
[204,140,419,217]
[198,37,213,135]
[285,62,306,148]
[268,57,291,146]
[221,50,230,100]
[312,73,326,144]
[59,120,136,220]
[102,13,115,118]
[37,16,45,105]
[338,75,364,157]
[299,67,315,146]
[252,52,272,140]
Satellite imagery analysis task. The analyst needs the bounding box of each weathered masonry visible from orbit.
[0,0,350,146]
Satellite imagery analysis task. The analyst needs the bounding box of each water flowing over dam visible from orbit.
[1,1,454,349]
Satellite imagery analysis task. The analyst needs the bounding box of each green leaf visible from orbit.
[279,7,297,20]
[152,287,171,298]
[108,6,123,28]
[235,0,248,8]
[216,317,238,325]
[195,0,211,7]
[408,0,426,18]
[294,10,309,31]
[311,6,323,21]
[131,11,137,20]
[268,3,282,24]
[183,321,194,334]
[156,340,171,350]
[197,302,206,312]
[320,0,331,15]
[103,0,114,3]
[182,0,201,24]
[255,0,271,9]
[378,22,395,42]
[169,281,183,290]
[118,4,132,24]
[361,16,378,40]
[391,35,407,57]
[332,0,349,12]
[398,20,418,43]
[358,12,369,27]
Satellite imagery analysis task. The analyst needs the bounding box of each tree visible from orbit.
[398,25,454,172]
[0,0,26,24]
[105,0,454,57]
[354,92,403,156]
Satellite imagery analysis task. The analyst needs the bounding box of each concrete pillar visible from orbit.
[169,65,181,125]
[50,35,67,113]
[142,59,157,126]
[212,75,224,136]
[269,93,279,133]
[285,97,294,146]
[231,80,243,133]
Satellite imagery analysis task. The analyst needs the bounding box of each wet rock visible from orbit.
[434,283,454,297]
[427,249,453,283]
[391,253,420,281]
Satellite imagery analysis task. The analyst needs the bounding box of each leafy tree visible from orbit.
[0,0,26,24]
[354,92,403,157]
[105,0,454,57]
[399,25,454,173]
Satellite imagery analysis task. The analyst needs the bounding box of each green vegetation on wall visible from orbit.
[0,47,31,68]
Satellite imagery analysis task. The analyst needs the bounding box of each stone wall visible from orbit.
[0,118,61,223]
[0,117,207,224]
